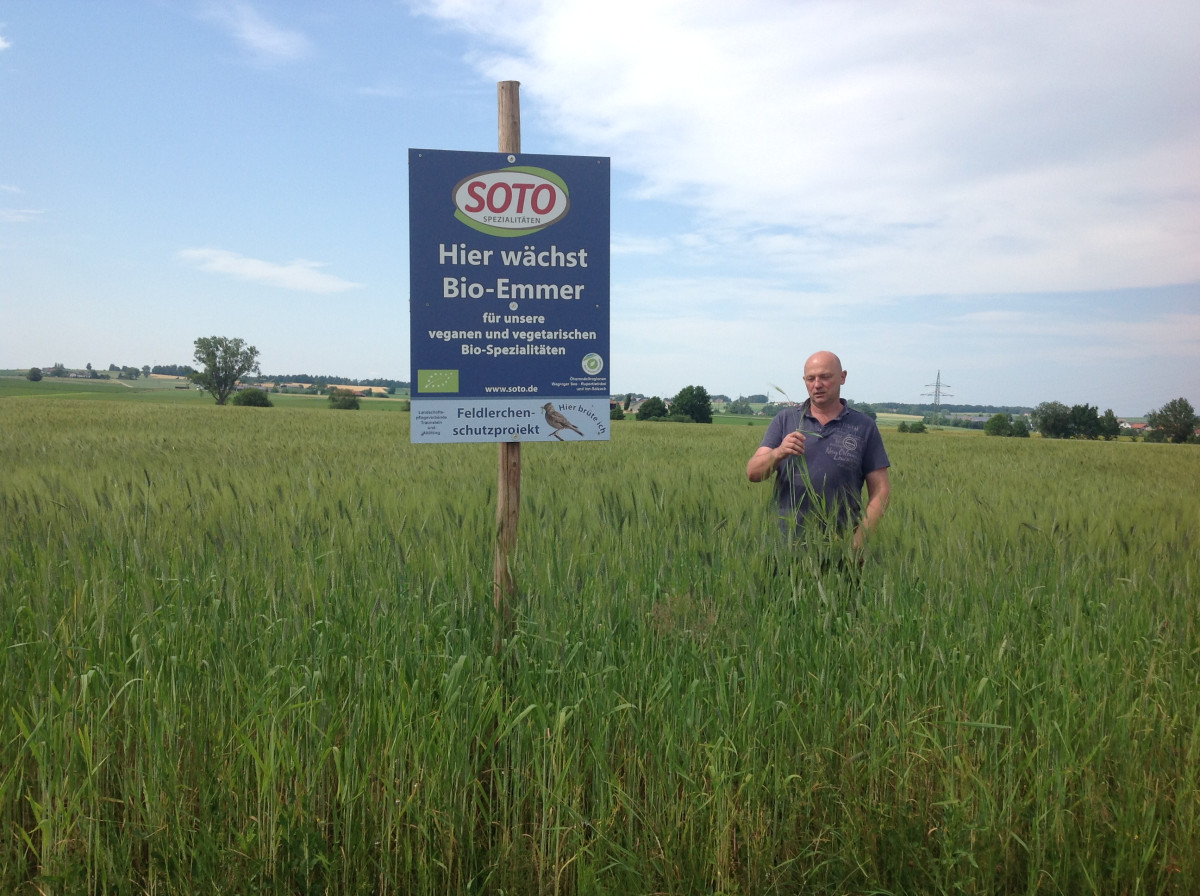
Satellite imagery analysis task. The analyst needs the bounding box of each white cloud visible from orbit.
[944,308,1200,361]
[611,233,673,257]
[0,29,11,52]
[0,186,43,223]
[0,208,43,223]
[201,2,311,64]
[178,248,363,293]
[421,0,1200,298]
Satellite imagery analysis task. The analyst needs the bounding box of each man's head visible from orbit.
[803,351,847,410]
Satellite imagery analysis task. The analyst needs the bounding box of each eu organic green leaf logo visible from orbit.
[418,370,459,393]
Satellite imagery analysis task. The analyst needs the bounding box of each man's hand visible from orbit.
[852,526,867,553]
[746,431,806,482]
[776,430,807,460]
[852,467,891,552]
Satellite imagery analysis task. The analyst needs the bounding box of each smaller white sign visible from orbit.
[411,397,610,444]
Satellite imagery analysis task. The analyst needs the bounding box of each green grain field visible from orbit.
[2,391,1198,895]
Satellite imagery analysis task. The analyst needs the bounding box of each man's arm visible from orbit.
[853,467,891,550]
[746,431,806,482]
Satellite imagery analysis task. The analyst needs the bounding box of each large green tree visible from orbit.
[671,384,713,424]
[1032,401,1071,438]
[1147,397,1198,444]
[190,336,261,405]
[984,413,1011,436]
[1098,409,1121,441]
[635,396,667,420]
[1069,404,1100,439]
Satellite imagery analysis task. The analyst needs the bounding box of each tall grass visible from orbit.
[1,398,1198,894]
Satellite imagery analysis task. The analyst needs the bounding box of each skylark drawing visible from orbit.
[542,402,584,440]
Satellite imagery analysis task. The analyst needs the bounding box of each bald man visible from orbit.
[747,351,891,550]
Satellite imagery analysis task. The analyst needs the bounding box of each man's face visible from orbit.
[804,355,846,406]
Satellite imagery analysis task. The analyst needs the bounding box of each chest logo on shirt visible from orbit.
[825,432,860,467]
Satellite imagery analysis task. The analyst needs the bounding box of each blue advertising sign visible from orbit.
[409,149,610,443]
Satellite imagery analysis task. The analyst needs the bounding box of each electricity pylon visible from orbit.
[923,371,952,410]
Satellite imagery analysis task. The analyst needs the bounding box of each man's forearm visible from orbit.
[863,496,886,531]
[853,489,889,550]
[746,447,779,482]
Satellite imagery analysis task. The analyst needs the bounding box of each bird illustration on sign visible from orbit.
[542,402,584,440]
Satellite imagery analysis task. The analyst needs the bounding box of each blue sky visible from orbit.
[2,0,1197,416]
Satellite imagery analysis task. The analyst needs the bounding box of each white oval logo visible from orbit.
[452,166,570,237]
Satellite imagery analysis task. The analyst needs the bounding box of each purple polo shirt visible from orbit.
[760,400,890,532]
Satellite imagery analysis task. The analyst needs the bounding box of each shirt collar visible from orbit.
[801,398,848,421]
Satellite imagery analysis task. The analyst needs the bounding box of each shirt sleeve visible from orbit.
[862,422,891,473]
[760,409,790,450]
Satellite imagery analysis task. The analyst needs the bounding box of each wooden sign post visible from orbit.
[494,81,521,654]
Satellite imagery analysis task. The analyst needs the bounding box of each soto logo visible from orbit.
[453,166,570,237]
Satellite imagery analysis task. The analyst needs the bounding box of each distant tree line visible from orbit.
[721,397,1024,421]
[889,402,1034,416]
[719,395,771,415]
[1027,402,1120,440]
[29,360,410,394]
[26,362,138,380]
[149,366,409,394]
[982,414,1032,438]
[631,385,714,423]
[922,413,987,430]
[255,374,410,392]
[152,364,197,377]
[1029,398,1197,443]
[107,364,152,380]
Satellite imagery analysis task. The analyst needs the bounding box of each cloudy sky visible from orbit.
[2,0,1197,415]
